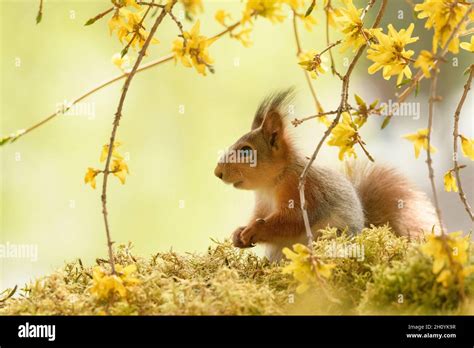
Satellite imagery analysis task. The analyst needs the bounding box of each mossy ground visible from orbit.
[1,226,473,315]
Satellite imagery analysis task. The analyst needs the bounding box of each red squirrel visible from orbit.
[214,89,437,261]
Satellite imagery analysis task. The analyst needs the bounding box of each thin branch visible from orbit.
[84,7,114,26]
[426,70,445,233]
[168,8,185,37]
[101,3,174,274]
[292,110,338,126]
[137,1,165,7]
[320,40,342,56]
[298,0,385,248]
[4,18,247,144]
[36,0,43,24]
[292,11,324,113]
[452,65,474,221]
[7,54,174,143]
[210,20,242,40]
[324,0,340,78]
[357,138,375,162]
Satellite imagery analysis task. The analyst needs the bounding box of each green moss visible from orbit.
[1,226,473,315]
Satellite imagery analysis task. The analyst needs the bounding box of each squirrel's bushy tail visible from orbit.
[345,163,437,239]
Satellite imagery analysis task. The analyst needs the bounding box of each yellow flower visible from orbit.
[460,36,474,52]
[172,20,217,75]
[414,50,436,78]
[180,0,204,19]
[334,0,369,52]
[242,0,286,24]
[443,171,458,192]
[460,135,474,160]
[108,12,123,35]
[109,8,159,51]
[421,231,472,287]
[284,0,305,11]
[324,0,341,28]
[415,0,472,54]
[231,28,253,47]
[84,168,100,189]
[111,158,130,184]
[367,24,418,85]
[282,243,334,294]
[111,53,131,72]
[402,128,437,159]
[124,0,141,9]
[327,112,358,161]
[100,142,123,163]
[90,264,140,301]
[298,49,328,79]
[301,14,318,31]
[215,9,231,26]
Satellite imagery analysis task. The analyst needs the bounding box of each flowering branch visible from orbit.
[101,2,175,274]
[292,10,325,113]
[298,0,386,248]
[0,15,246,146]
[384,4,473,128]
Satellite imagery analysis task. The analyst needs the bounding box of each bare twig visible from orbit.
[426,70,445,233]
[324,0,341,78]
[292,110,338,126]
[137,1,165,7]
[452,65,474,221]
[298,0,385,247]
[357,138,375,162]
[36,0,43,24]
[292,10,325,113]
[101,3,175,274]
[84,7,114,26]
[320,40,342,56]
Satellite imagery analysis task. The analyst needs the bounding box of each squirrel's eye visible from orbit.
[239,146,253,157]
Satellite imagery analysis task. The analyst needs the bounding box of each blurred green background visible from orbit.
[1,0,473,290]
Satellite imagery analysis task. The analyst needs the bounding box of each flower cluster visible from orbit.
[421,231,473,288]
[84,141,129,189]
[90,264,140,301]
[172,21,217,75]
[367,24,418,84]
[327,112,359,160]
[298,50,328,79]
[108,7,159,52]
[415,0,474,54]
[282,243,334,294]
[334,0,373,52]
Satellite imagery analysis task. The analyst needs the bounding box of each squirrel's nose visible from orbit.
[214,167,223,180]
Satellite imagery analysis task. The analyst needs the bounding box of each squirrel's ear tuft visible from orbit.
[261,111,284,148]
[251,88,295,130]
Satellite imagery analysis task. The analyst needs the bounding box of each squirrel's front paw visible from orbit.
[232,226,254,249]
